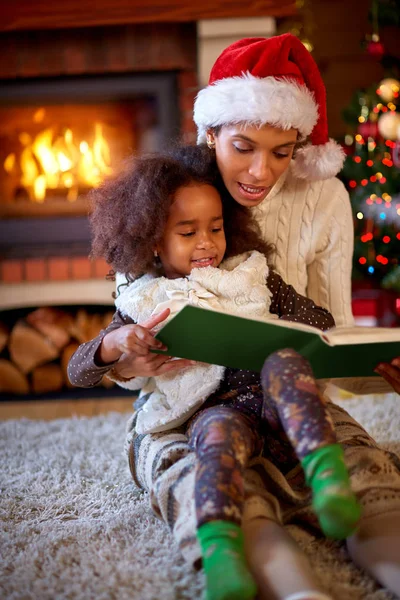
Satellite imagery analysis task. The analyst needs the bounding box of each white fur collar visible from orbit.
[115,251,272,326]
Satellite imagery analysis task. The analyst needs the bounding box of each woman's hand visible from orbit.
[375,357,400,394]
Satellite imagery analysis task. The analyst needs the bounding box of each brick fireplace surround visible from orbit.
[0,22,198,309]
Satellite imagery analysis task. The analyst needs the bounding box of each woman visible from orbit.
[83,34,400,599]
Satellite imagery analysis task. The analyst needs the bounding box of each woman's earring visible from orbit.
[206,137,216,150]
[154,249,158,258]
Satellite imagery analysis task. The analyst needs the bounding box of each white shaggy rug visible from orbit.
[1,393,400,600]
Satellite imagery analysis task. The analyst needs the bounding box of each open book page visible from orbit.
[154,306,400,378]
[321,326,400,346]
[219,308,323,335]
[213,310,400,346]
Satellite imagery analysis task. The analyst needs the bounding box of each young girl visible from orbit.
[68,145,360,600]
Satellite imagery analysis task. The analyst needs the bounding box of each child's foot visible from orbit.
[197,520,257,600]
[301,443,362,540]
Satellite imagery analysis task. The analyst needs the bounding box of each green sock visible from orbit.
[197,520,257,600]
[301,443,362,540]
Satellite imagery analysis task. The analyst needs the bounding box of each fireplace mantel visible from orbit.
[0,279,115,310]
[1,1,295,32]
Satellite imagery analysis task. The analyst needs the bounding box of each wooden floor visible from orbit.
[0,397,135,420]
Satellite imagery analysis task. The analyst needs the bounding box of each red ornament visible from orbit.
[366,40,385,59]
[357,122,378,138]
[343,144,353,156]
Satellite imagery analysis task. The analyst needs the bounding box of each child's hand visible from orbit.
[99,309,169,364]
[102,308,195,378]
[112,323,166,356]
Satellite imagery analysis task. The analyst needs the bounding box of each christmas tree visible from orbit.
[340,1,400,293]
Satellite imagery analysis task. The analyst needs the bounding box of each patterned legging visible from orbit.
[187,348,336,527]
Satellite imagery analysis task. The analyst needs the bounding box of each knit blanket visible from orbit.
[0,392,399,600]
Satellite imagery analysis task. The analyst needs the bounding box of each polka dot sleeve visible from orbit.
[67,310,135,388]
[267,270,335,332]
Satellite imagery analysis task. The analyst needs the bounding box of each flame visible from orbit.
[20,147,39,189]
[34,175,47,202]
[93,123,113,176]
[9,114,114,202]
[4,153,16,173]
[33,108,46,123]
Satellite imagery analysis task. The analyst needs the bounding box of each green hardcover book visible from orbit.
[154,305,400,379]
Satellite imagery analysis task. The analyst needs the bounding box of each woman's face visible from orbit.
[156,183,226,279]
[209,123,298,207]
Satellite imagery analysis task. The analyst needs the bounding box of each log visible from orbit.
[31,363,64,394]
[0,359,30,395]
[87,313,104,343]
[25,307,73,350]
[0,322,9,353]
[61,342,80,388]
[9,320,59,374]
[69,308,90,344]
[69,309,109,344]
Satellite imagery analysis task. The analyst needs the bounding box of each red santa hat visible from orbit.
[194,33,344,180]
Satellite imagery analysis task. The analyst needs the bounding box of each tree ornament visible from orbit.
[366,39,385,59]
[357,121,378,138]
[377,111,400,140]
[366,1,385,59]
[378,78,400,103]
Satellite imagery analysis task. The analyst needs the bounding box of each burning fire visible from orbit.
[3,109,114,202]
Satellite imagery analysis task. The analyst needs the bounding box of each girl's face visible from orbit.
[156,183,226,279]
[209,123,298,207]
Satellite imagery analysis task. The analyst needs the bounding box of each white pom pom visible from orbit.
[292,139,345,180]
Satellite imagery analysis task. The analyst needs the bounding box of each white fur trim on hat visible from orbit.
[194,73,318,144]
[292,139,345,180]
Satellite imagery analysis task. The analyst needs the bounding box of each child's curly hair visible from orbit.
[89,144,273,280]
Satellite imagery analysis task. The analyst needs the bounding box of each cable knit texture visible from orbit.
[252,165,354,328]
[113,252,272,434]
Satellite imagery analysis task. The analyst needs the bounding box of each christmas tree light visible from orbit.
[340,74,400,291]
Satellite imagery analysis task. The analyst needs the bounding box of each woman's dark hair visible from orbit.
[89,144,273,280]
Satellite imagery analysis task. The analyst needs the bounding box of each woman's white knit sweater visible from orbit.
[252,165,354,328]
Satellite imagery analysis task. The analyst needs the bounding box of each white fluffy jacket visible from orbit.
[114,251,272,434]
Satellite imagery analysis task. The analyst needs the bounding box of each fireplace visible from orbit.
[0,70,181,398]
[0,72,179,259]
[0,22,197,282]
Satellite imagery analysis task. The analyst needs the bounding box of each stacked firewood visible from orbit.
[0,307,115,395]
